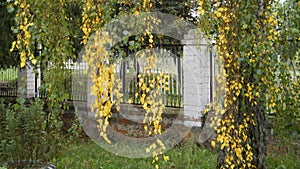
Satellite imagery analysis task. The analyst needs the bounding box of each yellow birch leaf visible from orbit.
[31,59,37,65]
[141,84,146,91]
[149,38,153,43]
[163,155,169,161]
[10,41,16,52]
[20,61,26,68]
[20,57,26,68]
[211,140,216,148]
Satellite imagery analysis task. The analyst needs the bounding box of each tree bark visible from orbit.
[251,106,267,169]
[216,105,267,169]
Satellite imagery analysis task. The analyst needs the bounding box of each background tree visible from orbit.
[65,0,84,60]
[271,0,300,143]
[155,0,198,23]
[0,0,17,67]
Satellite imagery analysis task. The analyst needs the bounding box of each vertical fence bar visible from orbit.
[15,66,18,96]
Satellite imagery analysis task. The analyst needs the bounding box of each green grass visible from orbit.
[266,152,300,169]
[53,139,300,169]
[54,140,217,169]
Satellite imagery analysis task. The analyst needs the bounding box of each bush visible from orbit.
[0,98,80,168]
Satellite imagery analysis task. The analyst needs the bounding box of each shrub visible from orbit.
[0,98,81,168]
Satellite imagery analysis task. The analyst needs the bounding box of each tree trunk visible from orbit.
[251,106,267,169]
[216,105,267,169]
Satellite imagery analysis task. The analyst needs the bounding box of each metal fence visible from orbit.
[52,44,184,107]
[0,45,183,108]
[113,45,183,107]
[64,60,88,101]
[39,60,88,101]
[0,66,18,97]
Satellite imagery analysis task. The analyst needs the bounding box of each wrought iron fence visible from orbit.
[0,66,18,97]
[39,60,88,101]
[1,45,183,108]
[113,45,183,107]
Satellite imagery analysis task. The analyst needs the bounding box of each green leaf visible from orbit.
[13,103,19,111]
[41,121,47,130]
[7,6,14,13]
[256,69,262,76]
[129,41,135,47]
[16,97,25,105]
[238,57,244,62]
[123,30,129,36]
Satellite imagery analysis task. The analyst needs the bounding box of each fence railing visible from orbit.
[0,45,183,108]
[113,45,183,107]
[0,66,18,97]
[48,45,183,107]
[39,61,88,101]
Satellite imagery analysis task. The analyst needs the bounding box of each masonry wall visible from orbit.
[182,29,211,127]
[78,103,180,138]
[18,66,36,98]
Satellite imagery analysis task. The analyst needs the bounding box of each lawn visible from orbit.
[52,139,300,169]
[53,140,217,169]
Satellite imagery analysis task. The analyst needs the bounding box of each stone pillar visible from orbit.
[182,29,211,127]
[17,64,36,98]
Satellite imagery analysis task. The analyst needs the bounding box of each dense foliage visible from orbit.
[0,0,17,67]
[1,0,299,168]
[271,0,300,142]
[0,98,80,168]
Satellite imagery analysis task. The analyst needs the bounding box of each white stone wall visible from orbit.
[183,29,211,127]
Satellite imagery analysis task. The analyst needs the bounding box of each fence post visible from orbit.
[182,29,211,128]
[17,64,36,98]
